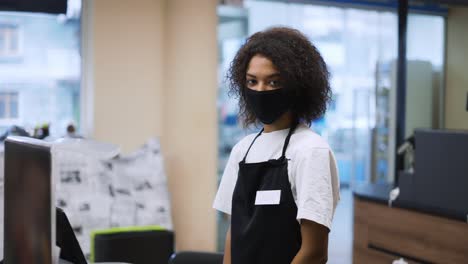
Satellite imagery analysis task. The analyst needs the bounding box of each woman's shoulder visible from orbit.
[230,132,259,155]
[290,123,332,152]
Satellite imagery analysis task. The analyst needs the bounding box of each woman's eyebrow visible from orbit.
[246,73,280,78]
[267,73,281,78]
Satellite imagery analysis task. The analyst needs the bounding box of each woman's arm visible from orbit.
[223,225,231,264]
[291,219,329,264]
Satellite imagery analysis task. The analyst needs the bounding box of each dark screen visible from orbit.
[3,138,52,264]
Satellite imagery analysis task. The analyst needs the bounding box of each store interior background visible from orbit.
[0,0,467,263]
[218,1,468,263]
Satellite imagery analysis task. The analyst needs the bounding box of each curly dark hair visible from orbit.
[227,26,332,127]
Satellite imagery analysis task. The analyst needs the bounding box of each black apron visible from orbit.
[231,122,301,264]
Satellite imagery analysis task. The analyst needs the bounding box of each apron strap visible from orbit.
[242,128,264,163]
[242,121,299,163]
[280,121,299,160]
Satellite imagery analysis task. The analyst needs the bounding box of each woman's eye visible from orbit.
[246,79,257,86]
[269,80,280,87]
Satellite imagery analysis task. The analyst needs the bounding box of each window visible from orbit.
[0,0,82,137]
[0,24,21,57]
[0,92,19,119]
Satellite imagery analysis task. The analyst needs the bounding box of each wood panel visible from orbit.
[353,197,468,264]
[354,245,420,264]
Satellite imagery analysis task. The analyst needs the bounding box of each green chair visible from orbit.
[90,226,174,264]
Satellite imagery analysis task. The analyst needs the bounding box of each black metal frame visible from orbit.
[394,0,408,186]
[0,0,67,14]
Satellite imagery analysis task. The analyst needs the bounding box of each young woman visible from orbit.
[213,27,340,264]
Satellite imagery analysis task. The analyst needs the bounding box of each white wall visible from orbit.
[445,7,468,130]
[91,0,218,251]
[92,0,165,153]
[163,0,218,251]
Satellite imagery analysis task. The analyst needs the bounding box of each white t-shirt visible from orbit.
[213,123,340,230]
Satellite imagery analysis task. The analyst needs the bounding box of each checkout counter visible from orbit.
[353,130,468,263]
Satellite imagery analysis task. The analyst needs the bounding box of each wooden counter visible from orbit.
[353,196,468,263]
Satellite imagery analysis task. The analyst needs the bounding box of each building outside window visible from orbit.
[0,24,21,57]
[0,91,18,119]
[0,0,82,138]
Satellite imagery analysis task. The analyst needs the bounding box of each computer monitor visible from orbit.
[3,136,55,264]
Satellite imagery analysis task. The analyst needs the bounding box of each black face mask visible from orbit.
[245,88,293,124]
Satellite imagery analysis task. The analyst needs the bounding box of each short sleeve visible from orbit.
[293,147,340,230]
[213,144,241,215]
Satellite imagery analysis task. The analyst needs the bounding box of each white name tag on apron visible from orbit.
[255,190,281,205]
